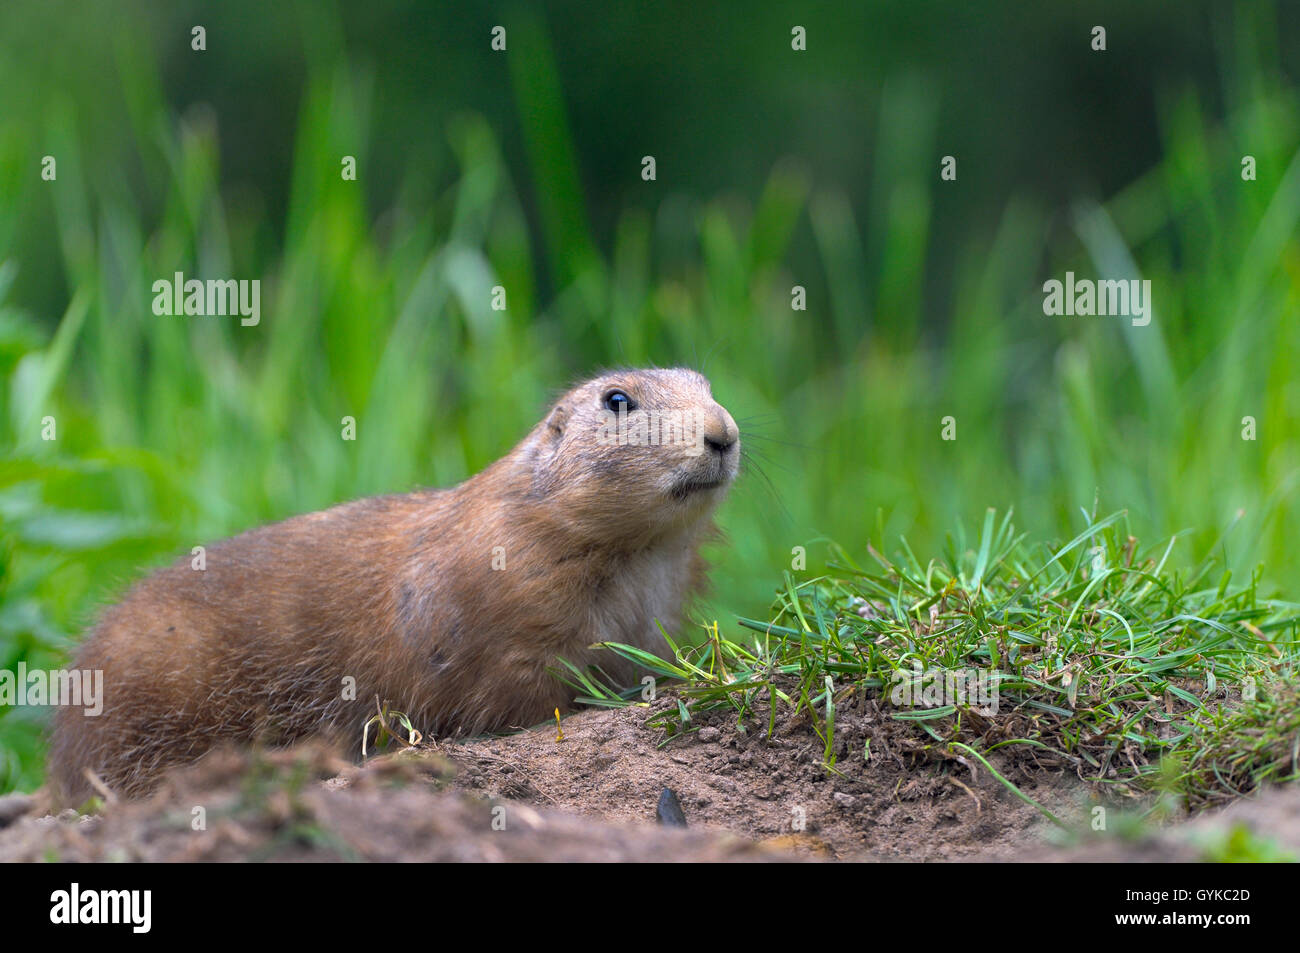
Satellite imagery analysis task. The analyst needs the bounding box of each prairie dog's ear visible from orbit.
[531,402,570,492]
[544,402,569,441]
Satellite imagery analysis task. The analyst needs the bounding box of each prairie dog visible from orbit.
[50,368,740,802]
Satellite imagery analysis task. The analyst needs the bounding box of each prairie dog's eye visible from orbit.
[603,390,637,413]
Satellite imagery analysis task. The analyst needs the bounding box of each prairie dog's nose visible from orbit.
[703,405,739,454]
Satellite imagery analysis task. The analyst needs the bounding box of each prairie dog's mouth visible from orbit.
[674,478,723,495]
[669,467,733,500]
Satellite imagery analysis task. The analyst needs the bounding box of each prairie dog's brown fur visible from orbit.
[50,368,740,803]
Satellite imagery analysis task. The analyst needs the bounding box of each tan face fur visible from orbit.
[527,368,741,541]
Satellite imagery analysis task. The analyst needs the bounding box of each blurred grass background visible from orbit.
[1,0,1299,791]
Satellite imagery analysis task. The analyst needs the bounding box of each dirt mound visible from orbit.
[439,689,1097,860]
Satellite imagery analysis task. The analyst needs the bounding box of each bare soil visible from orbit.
[439,691,1098,860]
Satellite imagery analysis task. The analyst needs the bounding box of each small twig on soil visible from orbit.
[949,776,982,813]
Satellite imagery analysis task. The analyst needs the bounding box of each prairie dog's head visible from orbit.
[527,368,740,537]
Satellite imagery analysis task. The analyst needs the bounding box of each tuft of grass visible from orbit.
[593,508,1300,810]
[1179,681,1300,809]
[360,699,423,757]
